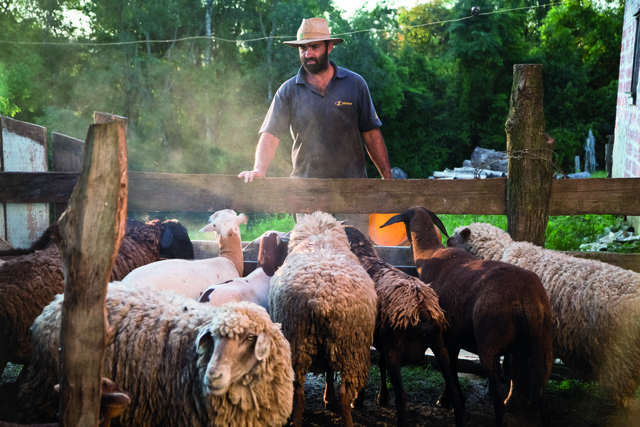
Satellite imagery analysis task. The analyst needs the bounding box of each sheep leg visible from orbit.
[431,341,465,427]
[437,346,462,409]
[376,351,390,406]
[338,380,354,427]
[291,374,306,427]
[324,368,339,410]
[385,351,410,427]
[481,354,506,427]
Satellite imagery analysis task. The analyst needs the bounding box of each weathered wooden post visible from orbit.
[57,118,128,426]
[505,64,554,246]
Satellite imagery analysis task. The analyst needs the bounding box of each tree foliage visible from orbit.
[0,0,624,178]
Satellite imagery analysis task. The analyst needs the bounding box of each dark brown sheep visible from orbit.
[381,207,553,427]
[344,225,464,427]
[0,219,193,375]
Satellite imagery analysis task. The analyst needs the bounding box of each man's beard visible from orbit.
[302,49,329,74]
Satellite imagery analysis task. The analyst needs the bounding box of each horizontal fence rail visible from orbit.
[2,172,640,216]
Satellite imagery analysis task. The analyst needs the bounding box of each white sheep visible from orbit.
[198,231,288,314]
[269,211,377,427]
[119,209,247,299]
[10,283,294,427]
[448,222,640,409]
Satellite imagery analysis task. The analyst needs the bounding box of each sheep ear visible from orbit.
[238,213,248,225]
[461,228,471,241]
[254,333,271,361]
[196,328,214,351]
[160,226,174,249]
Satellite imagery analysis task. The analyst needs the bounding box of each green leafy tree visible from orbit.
[533,0,622,173]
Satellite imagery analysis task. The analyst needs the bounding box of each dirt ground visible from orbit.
[2,360,639,427]
[297,367,639,427]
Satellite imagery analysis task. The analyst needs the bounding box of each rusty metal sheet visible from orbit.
[1,117,49,249]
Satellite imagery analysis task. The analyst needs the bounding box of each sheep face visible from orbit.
[197,329,269,396]
[195,303,273,397]
[446,227,472,251]
[199,209,248,236]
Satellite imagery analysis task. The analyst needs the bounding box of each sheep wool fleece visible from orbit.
[450,222,640,409]
[270,211,377,401]
[13,284,294,427]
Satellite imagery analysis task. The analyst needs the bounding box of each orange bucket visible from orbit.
[368,213,409,246]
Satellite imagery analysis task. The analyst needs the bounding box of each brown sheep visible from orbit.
[0,219,193,375]
[344,225,464,427]
[381,207,553,427]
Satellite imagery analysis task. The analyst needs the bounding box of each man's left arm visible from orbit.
[362,128,393,179]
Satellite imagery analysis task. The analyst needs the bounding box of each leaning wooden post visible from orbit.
[505,64,555,246]
[57,119,128,426]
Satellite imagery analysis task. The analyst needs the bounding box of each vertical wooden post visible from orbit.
[505,64,554,246]
[57,119,128,426]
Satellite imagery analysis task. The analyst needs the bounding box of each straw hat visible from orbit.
[283,18,344,47]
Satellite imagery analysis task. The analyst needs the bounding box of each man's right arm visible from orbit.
[237,132,280,183]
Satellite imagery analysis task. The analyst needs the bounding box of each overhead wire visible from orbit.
[0,0,576,48]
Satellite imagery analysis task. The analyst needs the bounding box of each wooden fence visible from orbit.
[2,113,640,272]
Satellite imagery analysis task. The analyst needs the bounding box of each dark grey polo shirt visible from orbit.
[259,61,382,178]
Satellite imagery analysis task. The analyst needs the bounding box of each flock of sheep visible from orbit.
[0,206,639,427]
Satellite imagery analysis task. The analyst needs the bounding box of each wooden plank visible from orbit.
[51,132,85,220]
[0,172,79,203]
[52,132,84,172]
[1,173,640,216]
[563,251,640,273]
[125,172,507,214]
[549,178,640,215]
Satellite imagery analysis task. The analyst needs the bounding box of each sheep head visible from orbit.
[257,231,288,277]
[199,210,248,235]
[288,211,349,253]
[380,207,448,250]
[447,223,512,261]
[344,225,378,259]
[196,302,274,397]
[158,219,194,259]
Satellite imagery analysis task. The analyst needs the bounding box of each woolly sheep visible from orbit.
[344,225,464,427]
[10,283,294,427]
[448,222,640,409]
[382,207,553,427]
[269,211,377,427]
[119,209,247,299]
[198,231,288,314]
[0,219,193,376]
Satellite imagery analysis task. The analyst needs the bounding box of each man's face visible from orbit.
[299,41,332,74]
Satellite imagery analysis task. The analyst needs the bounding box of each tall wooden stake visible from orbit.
[505,64,554,246]
[57,119,128,426]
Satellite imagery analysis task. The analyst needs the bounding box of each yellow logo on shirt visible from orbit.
[335,101,352,106]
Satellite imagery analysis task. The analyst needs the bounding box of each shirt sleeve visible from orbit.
[356,75,382,132]
[259,82,291,140]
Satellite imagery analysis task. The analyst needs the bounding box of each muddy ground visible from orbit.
[297,362,638,427]
[2,359,638,427]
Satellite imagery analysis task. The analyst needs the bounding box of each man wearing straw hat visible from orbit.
[238,17,392,234]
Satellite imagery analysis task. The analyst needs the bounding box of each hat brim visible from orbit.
[283,37,344,47]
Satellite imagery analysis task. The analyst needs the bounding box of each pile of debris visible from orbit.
[430,147,507,179]
[579,226,640,252]
[429,146,592,180]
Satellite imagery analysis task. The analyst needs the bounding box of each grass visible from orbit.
[130,210,634,252]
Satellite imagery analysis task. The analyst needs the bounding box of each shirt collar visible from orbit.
[295,60,345,85]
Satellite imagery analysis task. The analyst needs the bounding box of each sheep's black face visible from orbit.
[446,228,471,250]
